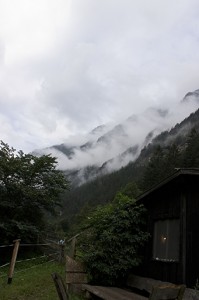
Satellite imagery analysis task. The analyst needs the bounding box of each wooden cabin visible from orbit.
[136,168,199,288]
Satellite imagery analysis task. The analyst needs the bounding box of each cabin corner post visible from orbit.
[181,193,187,284]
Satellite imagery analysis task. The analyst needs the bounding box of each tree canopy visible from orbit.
[0,141,69,243]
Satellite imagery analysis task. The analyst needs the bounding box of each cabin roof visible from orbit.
[137,168,199,201]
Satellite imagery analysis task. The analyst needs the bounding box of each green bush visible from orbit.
[78,193,150,285]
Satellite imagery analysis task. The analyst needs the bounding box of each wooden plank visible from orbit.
[66,272,88,284]
[108,287,148,300]
[82,280,186,300]
[66,255,88,284]
[82,274,199,300]
[127,274,171,293]
[51,272,69,300]
[82,285,147,300]
[149,285,186,300]
[66,255,86,272]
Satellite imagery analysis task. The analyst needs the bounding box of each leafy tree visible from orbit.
[118,181,142,198]
[77,193,149,285]
[0,141,69,243]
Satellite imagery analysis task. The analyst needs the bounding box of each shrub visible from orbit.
[77,193,150,285]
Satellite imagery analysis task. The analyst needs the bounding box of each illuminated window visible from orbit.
[153,219,180,262]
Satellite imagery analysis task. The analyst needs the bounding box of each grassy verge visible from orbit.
[0,259,83,300]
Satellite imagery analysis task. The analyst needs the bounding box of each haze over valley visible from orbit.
[36,89,199,185]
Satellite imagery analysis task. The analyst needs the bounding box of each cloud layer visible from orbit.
[0,0,199,153]
[38,96,199,175]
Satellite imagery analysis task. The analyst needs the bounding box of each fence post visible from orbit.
[70,237,76,259]
[7,239,21,284]
[58,241,65,264]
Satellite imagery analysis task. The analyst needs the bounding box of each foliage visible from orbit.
[77,193,150,285]
[119,181,142,198]
[0,141,69,243]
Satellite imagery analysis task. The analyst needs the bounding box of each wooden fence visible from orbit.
[0,238,65,284]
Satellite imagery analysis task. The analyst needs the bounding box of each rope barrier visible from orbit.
[0,255,46,269]
[0,242,57,248]
[13,258,56,275]
[15,252,59,264]
[45,239,60,245]
[15,255,47,264]
[0,262,10,269]
[0,251,59,269]
[20,243,51,247]
[0,259,56,278]
[0,244,13,248]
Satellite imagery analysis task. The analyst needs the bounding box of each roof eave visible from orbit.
[136,168,199,201]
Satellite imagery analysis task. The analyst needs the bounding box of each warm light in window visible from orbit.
[161,236,167,243]
[153,219,180,261]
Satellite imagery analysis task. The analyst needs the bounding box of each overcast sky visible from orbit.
[0,0,199,153]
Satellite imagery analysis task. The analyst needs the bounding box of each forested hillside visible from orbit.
[37,88,199,187]
[60,108,199,231]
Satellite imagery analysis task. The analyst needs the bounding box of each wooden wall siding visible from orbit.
[137,175,199,287]
[185,181,199,287]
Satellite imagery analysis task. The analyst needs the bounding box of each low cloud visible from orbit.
[0,0,199,154]
[38,97,199,175]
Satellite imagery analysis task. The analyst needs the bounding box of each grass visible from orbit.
[0,259,83,300]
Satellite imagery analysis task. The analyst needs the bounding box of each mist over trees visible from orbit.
[60,109,199,232]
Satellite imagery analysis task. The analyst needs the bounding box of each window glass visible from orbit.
[153,219,180,262]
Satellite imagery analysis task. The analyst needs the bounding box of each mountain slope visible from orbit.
[60,107,199,227]
[36,89,199,186]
